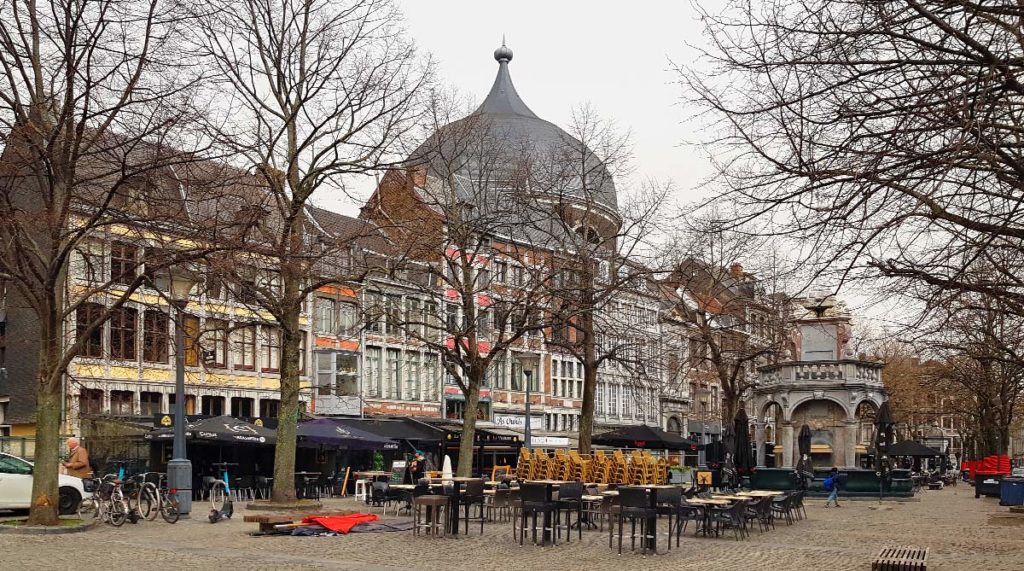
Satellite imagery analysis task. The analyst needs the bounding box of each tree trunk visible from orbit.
[270,303,301,503]
[457,380,481,477]
[27,348,63,525]
[578,309,597,454]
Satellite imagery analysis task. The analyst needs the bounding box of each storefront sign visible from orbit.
[532,436,569,447]
[493,413,542,430]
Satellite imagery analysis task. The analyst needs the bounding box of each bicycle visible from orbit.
[141,472,179,524]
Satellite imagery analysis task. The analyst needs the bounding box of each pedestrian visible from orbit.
[62,437,92,479]
[824,466,841,508]
[409,451,426,482]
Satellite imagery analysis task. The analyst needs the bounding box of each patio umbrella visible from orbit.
[592,424,697,450]
[733,409,755,477]
[145,415,276,445]
[442,455,453,482]
[297,418,399,450]
[796,424,814,488]
[874,401,895,455]
[887,440,942,458]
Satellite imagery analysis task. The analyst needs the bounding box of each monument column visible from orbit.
[754,420,766,467]
[844,419,858,468]
[780,421,795,468]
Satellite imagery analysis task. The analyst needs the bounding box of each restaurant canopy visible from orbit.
[334,417,446,448]
[593,424,697,451]
[297,418,399,450]
[886,440,942,457]
[145,415,275,445]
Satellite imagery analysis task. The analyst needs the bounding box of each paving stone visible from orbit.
[1,486,1020,570]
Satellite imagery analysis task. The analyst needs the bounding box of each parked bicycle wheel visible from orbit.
[108,498,129,527]
[160,493,180,524]
[209,481,228,513]
[139,483,158,520]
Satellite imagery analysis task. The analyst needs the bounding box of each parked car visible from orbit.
[0,452,88,514]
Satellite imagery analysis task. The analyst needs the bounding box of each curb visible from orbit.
[245,501,324,512]
[0,518,99,535]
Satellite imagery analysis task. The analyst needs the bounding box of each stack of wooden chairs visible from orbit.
[515,447,672,486]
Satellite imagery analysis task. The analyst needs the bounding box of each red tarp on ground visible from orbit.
[301,513,379,534]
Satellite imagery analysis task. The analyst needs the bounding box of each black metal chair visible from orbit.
[519,482,558,546]
[611,487,656,556]
[458,479,486,535]
[771,493,795,525]
[711,499,748,540]
[370,481,395,515]
[555,482,584,542]
[655,487,682,551]
[675,497,704,541]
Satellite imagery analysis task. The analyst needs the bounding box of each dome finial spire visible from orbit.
[494,36,513,63]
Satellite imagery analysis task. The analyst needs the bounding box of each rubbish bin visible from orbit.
[999,478,1024,506]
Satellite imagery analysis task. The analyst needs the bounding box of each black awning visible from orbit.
[593,424,697,451]
[887,440,942,457]
[423,420,522,446]
[334,417,446,444]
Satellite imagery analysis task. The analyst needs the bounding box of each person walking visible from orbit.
[824,467,841,508]
[62,437,92,479]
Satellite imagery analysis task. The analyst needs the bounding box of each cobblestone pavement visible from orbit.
[3,485,1023,570]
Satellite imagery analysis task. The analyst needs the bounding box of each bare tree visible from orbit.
[0,0,209,525]
[362,92,556,476]
[663,218,793,425]
[191,0,429,502]
[923,294,1024,457]
[528,105,670,453]
[683,0,1024,318]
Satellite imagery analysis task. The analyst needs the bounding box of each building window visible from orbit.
[74,240,105,283]
[316,352,333,396]
[109,306,138,360]
[110,390,134,415]
[183,315,200,366]
[261,327,280,373]
[494,261,507,283]
[365,346,382,397]
[339,302,357,336]
[365,292,382,333]
[205,319,228,368]
[595,382,605,416]
[446,303,459,330]
[405,351,420,401]
[423,353,439,402]
[231,397,254,417]
[110,242,137,285]
[259,398,279,419]
[140,392,162,416]
[491,356,506,390]
[143,310,169,363]
[385,295,402,335]
[386,348,401,399]
[80,389,104,415]
[234,325,256,370]
[76,302,105,358]
[316,297,336,334]
[608,384,619,417]
[622,385,632,417]
[201,395,225,416]
[168,393,197,415]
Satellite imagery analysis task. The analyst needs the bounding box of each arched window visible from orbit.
[667,416,682,434]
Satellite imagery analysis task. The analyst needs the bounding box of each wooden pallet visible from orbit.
[872,545,929,570]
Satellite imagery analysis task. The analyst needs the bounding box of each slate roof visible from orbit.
[408,43,619,216]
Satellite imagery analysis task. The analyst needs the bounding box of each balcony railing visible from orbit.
[758,359,882,386]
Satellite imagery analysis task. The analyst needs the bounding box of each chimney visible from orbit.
[729,263,743,278]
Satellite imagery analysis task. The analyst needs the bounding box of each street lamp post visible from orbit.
[516,353,539,450]
[167,272,197,515]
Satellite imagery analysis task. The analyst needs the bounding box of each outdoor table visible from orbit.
[524,480,572,545]
[294,471,321,499]
[391,484,416,490]
[601,490,620,496]
[621,485,677,553]
[424,477,482,536]
[357,471,392,482]
[737,490,782,497]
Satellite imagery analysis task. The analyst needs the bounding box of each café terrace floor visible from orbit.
[2,484,1022,570]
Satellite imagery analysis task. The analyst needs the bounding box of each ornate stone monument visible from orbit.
[753,295,885,468]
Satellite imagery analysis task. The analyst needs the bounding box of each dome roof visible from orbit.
[410,42,618,216]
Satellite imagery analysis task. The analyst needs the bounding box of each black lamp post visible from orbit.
[167,271,197,514]
[516,353,539,450]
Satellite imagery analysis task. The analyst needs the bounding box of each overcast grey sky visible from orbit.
[324,1,717,215]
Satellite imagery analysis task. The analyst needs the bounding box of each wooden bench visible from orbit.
[872,545,929,570]
[244,514,296,534]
